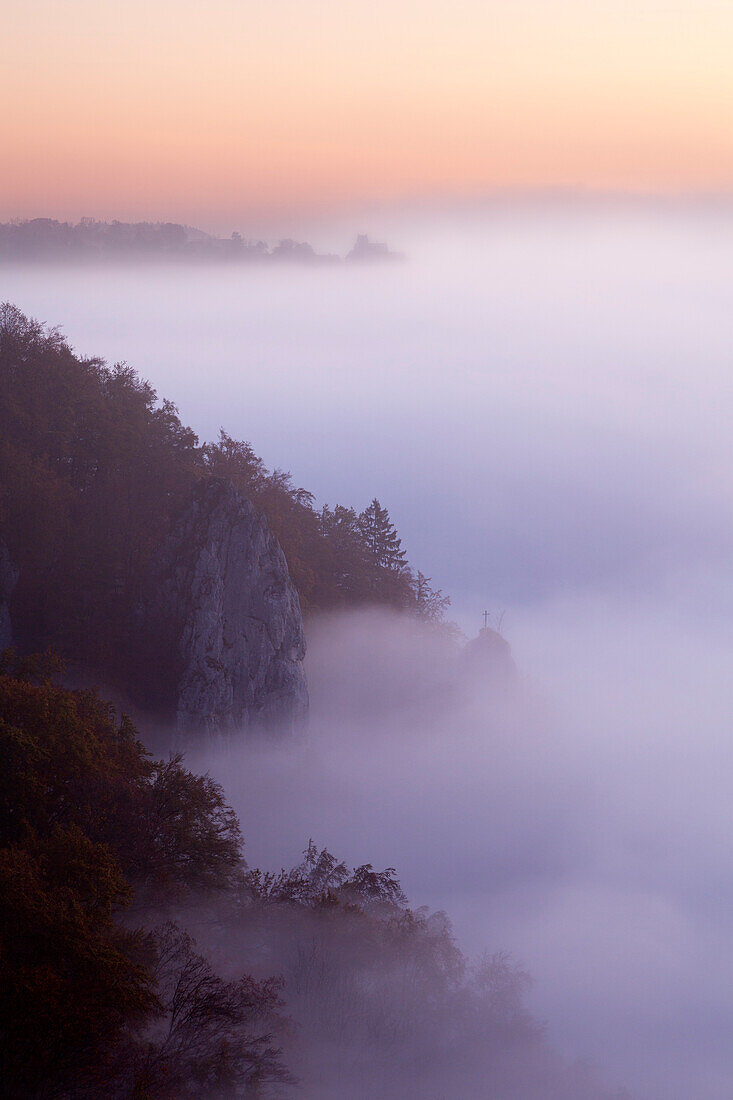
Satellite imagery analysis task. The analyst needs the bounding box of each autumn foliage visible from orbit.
[0,656,283,1097]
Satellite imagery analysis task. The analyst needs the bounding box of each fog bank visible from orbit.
[189,591,733,1100]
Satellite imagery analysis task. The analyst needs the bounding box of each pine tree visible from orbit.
[358,498,407,572]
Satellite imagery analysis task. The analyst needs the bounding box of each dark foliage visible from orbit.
[0,661,284,1098]
[131,924,293,1099]
[211,842,625,1100]
[0,303,200,683]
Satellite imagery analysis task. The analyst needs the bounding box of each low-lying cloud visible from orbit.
[191,590,733,1100]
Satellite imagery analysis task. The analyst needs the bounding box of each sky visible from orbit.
[3,0,733,228]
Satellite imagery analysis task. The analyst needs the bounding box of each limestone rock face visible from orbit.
[0,541,18,651]
[149,479,308,735]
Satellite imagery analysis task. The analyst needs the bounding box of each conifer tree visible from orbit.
[358,498,406,572]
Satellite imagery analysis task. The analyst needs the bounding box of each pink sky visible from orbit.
[3,0,733,226]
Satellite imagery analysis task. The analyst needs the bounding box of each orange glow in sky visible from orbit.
[3,0,733,226]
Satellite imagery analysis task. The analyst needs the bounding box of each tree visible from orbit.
[317,505,370,604]
[0,661,258,1096]
[341,863,407,909]
[0,663,158,1096]
[134,755,244,904]
[299,839,349,894]
[0,826,156,1099]
[203,431,266,496]
[358,498,406,572]
[133,923,292,1098]
[411,570,451,623]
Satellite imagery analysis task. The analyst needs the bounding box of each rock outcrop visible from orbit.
[346,234,403,262]
[0,541,18,651]
[461,626,516,690]
[146,479,308,736]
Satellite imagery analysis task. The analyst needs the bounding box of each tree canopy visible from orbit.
[0,655,284,1097]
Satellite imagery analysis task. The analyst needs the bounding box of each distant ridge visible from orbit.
[0,218,402,264]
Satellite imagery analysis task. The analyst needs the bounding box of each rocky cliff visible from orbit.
[145,479,308,736]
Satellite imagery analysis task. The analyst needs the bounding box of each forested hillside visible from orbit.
[0,656,625,1099]
[0,303,448,690]
[0,218,335,263]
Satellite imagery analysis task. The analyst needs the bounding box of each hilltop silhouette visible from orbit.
[0,219,402,264]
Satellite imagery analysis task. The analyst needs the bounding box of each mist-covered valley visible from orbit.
[205,596,732,1100]
[2,205,733,1098]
